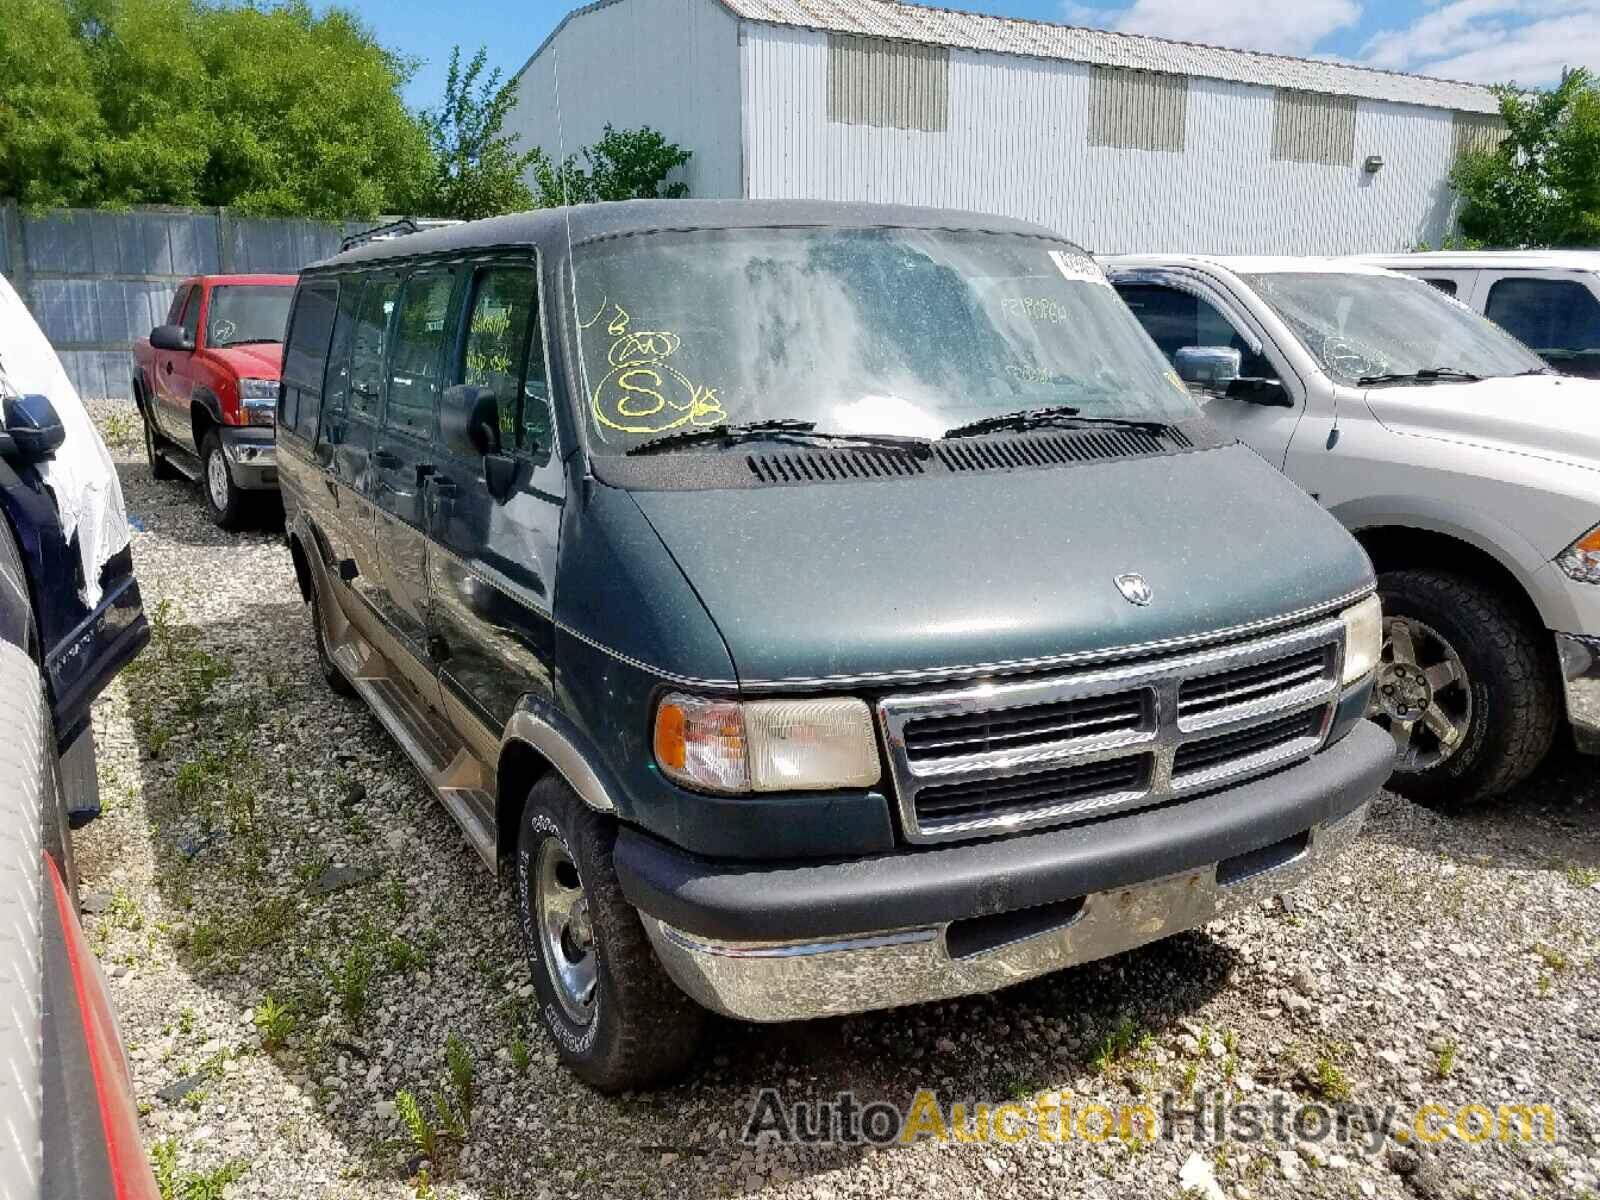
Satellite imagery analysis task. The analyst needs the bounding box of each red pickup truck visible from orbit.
[131,274,297,528]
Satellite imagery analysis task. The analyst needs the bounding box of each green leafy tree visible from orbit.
[1452,68,1600,247]
[1,0,430,218]
[0,0,105,206]
[417,46,540,220]
[526,123,692,207]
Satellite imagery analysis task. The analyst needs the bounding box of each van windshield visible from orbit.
[571,228,1195,451]
[1241,271,1547,385]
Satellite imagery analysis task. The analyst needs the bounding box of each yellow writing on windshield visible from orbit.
[587,302,726,436]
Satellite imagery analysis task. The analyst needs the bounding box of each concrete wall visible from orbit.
[0,204,373,399]
[506,0,744,200]
[740,25,1462,256]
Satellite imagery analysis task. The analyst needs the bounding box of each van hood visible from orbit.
[208,343,283,378]
[1362,373,1600,473]
[628,443,1372,686]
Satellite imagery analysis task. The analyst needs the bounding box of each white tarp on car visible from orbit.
[0,275,132,607]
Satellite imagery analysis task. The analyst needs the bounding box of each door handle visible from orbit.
[415,462,437,488]
[163,360,173,375]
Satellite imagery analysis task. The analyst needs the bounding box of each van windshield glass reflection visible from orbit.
[571,228,1196,452]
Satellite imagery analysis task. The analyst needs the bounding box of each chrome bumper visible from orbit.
[643,801,1369,1022]
[1557,634,1600,754]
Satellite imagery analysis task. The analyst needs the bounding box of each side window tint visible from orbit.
[1116,284,1273,378]
[280,282,339,437]
[385,270,456,439]
[448,266,550,462]
[167,285,191,327]
[322,278,360,421]
[1485,278,1600,357]
[349,277,399,421]
[180,287,202,342]
[1423,277,1458,297]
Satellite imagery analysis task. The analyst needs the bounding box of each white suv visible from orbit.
[1357,251,1600,381]
[1104,255,1600,806]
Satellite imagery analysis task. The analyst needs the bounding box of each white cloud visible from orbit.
[1059,0,1363,56]
[1357,0,1600,87]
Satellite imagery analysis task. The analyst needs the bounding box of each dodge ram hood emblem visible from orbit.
[1115,573,1153,606]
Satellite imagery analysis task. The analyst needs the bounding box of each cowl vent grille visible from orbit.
[934,428,1188,473]
[747,449,927,484]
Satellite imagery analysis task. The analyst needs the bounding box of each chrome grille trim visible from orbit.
[878,617,1346,843]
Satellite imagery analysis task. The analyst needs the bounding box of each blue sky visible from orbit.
[328,0,1600,113]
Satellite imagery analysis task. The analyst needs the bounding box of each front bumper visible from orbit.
[620,719,1394,1022]
[220,427,277,490]
[1557,634,1600,754]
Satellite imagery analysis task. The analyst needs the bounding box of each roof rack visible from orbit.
[339,217,462,253]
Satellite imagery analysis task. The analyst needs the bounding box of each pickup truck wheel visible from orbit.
[1371,569,1558,808]
[142,403,178,482]
[516,776,703,1092]
[200,430,245,530]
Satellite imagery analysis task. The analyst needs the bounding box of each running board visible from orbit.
[161,447,203,483]
[329,626,498,870]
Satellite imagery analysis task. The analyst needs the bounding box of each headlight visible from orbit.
[1557,523,1600,585]
[1340,594,1383,685]
[238,378,279,400]
[652,693,881,794]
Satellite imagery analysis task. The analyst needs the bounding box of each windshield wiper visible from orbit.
[626,420,932,457]
[943,406,1171,440]
[1356,367,1482,386]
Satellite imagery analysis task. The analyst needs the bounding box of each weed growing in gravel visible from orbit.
[1311,1046,1352,1102]
[253,995,295,1050]
[1435,1041,1457,1079]
[446,1033,474,1127]
[150,1138,246,1200]
[101,408,137,450]
[1535,943,1570,972]
[328,942,377,1020]
[1566,865,1600,889]
[509,1036,531,1076]
[1092,1016,1141,1075]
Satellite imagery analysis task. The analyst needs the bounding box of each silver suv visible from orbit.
[1106,255,1600,806]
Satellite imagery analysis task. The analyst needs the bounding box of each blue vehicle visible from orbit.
[1,278,149,827]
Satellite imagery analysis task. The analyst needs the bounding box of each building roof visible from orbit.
[718,0,1499,114]
[1355,251,1600,271]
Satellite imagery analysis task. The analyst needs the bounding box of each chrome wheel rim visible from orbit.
[534,838,597,1025]
[1371,616,1472,772]
[206,447,230,510]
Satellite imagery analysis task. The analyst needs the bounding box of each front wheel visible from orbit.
[1371,569,1559,808]
[201,430,245,530]
[516,776,703,1092]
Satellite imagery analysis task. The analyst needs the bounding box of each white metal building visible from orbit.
[507,0,1506,254]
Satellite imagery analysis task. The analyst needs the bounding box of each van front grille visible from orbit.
[877,614,1349,844]
[902,690,1150,762]
[913,756,1152,835]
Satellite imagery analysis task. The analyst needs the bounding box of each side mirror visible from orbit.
[0,394,66,463]
[150,324,195,352]
[484,453,518,503]
[1225,376,1294,408]
[441,384,502,458]
[1174,346,1241,388]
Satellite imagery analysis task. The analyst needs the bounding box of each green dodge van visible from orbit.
[276,201,1394,1091]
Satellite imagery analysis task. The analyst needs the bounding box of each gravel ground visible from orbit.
[78,398,1600,1200]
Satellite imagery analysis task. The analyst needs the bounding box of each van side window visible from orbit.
[280,282,338,437]
[447,266,550,463]
[322,278,360,422]
[1485,278,1600,360]
[180,287,202,343]
[385,270,456,440]
[1115,283,1276,379]
[349,276,400,421]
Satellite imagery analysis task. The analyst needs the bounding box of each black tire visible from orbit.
[140,392,178,482]
[200,429,245,530]
[307,568,354,697]
[516,776,703,1092]
[1376,568,1559,808]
